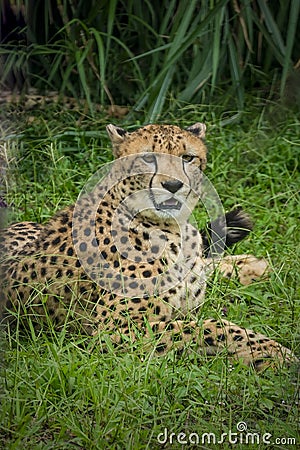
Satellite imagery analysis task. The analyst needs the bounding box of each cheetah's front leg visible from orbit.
[144,318,296,371]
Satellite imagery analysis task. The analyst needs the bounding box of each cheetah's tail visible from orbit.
[201,207,253,257]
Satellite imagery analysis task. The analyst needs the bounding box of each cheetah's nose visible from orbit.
[161,180,183,194]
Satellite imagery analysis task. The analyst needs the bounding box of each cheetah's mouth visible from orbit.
[155,197,182,211]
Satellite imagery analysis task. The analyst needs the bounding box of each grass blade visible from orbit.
[147,66,175,122]
[228,31,244,110]
[280,0,300,96]
[211,5,226,91]
[257,0,285,56]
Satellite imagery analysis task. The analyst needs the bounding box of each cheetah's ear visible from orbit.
[185,123,206,139]
[106,124,128,144]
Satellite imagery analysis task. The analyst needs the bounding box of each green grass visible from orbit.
[0,103,299,449]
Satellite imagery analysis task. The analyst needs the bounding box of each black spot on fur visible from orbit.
[79,242,87,252]
[156,342,167,353]
[59,242,67,252]
[204,336,215,346]
[233,334,243,342]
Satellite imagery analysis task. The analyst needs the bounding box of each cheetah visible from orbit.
[0,123,295,370]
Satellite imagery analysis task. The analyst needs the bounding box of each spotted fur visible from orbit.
[0,123,295,369]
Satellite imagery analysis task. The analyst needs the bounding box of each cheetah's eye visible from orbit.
[142,153,156,163]
[181,154,195,163]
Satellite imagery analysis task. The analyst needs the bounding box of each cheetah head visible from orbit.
[106,123,207,223]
